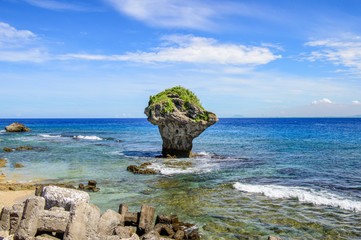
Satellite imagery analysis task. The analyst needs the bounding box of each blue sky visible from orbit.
[1,0,361,118]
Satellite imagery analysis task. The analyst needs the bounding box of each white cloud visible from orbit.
[0,22,48,62]
[24,0,85,11]
[305,36,361,73]
[104,0,216,30]
[61,34,281,65]
[0,22,36,46]
[312,98,332,105]
[352,100,361,104]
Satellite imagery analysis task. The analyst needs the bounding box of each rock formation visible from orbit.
[0,186,201,240]
[5,123,31,132]
[144,86,218,158]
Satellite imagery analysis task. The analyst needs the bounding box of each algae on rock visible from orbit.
[144,86,218,158]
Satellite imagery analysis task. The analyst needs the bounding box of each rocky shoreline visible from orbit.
[0,186,201,240]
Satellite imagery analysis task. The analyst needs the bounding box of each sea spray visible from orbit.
[234,182,361,211]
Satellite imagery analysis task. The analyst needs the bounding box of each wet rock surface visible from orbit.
[5,123,31,132]
[144,87,218,158]
[127,163,158,175]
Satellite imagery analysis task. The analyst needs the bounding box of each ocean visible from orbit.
[0,118,361,239]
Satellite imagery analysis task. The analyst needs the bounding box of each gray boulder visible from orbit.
[144,86,218,158]
[41,186,90,210]
[5,123,31,132]
[98,209,122,235]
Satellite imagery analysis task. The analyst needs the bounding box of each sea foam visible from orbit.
[233,182,361,212]
[73,135,103,141]
[39,134,62,138]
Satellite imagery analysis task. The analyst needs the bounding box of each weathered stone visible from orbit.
[173,230,185,240]
[37,209,70,233]
[185,227,200,240]
[118,204,128,226]
[155,215,171,225]
[9,203,24,235]
[144,87,218,158]
[153,224,174,238]
[127,165,158,175]
[125,212,139,226]
[63,201,101,240]
[49,207,65,212]
[14,163,24,168]
[137,205,155,235]
[3,147,13,152]
[14,196,46,240]
[170,215,178,224]
[98,209,122,235]
[0,159,7,168]
[5,123,31,132]
[41,186,90,210]
[35,233,62,240]
[114,226,136,238]
[268,236,283,240]
[140,230,160,240]
[0,206,11,231]
[88,180,97,186]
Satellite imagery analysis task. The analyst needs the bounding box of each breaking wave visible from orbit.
[233,182,361,212]
[73,135,103,141]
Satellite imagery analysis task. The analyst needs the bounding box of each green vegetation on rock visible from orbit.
[148,86,210,121]
[148,86,204,112]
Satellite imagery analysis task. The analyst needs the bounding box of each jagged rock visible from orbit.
[78,180,100,192]
[63,201,101,240]
[153,224,174,238]
[41,186,90,211]
[173,230,185,240]
[137,205,155,235]
[3,148,13,152]
[127,165,158,175]
[98,209,122,235]
[14,196,46,240]
[0,159,7,167]
[144,86,218,158]
[140,230,160,240]
[14,163,24,168]
[0,206,11,231]
[9,203,24,235]
[5,123,31,132]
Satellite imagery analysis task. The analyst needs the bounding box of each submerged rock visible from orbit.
[0,159,7,168]
[3,148,13,152]
[144,86,218,158]
[127,163,158,175]
[14,163,24,168]
[5,123,31,132]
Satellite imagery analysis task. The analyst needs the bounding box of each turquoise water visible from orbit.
[1,118,361,239]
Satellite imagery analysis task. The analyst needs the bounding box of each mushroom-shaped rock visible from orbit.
[144,86,218,158]
[5,123,31,132]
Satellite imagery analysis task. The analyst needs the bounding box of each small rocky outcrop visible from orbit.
[127,163,158,175]
[0,186,201,240]
[5,123,31,132]
[3,148,13,152]
[144,86,218,158]
[78,180,100,192]
[14,163,24,168]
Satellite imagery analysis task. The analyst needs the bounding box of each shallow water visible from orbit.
[1,118,361,239]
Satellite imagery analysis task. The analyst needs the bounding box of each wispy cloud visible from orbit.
[0,22,36,47]
[0,22,47,62]
[305,36,361,73]
[312,98,332,105]
[103,0,278,30]
[61,34,281,65]
[24,0,86,11]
